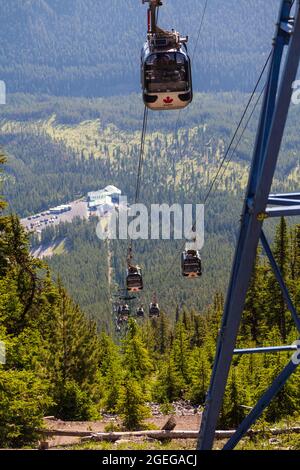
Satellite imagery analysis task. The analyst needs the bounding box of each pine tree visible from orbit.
[186,347,211,405]
[175,304,180,323]
[123,319,152,383]
[205,293,224,342]
[153,312,171,355]
[266,218,289,340]
[49,284,102,419]
[219,367,248,428]
[289,224,300,299]
[140,318,156,353]
[190,312,206,347]
[241,251,268,343]
[117,376,151,430]
[154,354,185,402]
[171,321,190,384]
[294,225,300,280]
[99,333,123,412]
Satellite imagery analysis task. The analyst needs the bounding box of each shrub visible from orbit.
[0,369,52,448]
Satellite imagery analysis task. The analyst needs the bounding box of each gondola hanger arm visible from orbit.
[142,0,162,7]
[142,0,162,33]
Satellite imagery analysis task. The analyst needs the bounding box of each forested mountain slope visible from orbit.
[2,91,300,324]
[2,92,300,217]
[0,0,281,96]
[1,166,299,448]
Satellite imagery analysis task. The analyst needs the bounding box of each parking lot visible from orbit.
[21,200,89,234]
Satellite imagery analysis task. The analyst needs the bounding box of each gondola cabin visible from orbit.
[181,250,202,278]
[120,304,130,315]
[149,302,160,317]
[141,32,193,110]
[126,265,143,292]
[136,307,145,318]
[118,304,130,323]
[118,304,130,318]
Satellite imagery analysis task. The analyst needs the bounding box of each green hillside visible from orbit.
[2,91,300,327]
[1,166,300,448]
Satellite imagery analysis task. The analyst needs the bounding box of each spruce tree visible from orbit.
[186,347,211,404]
[123,319,152,383]
[117,376,151,430]
[49,284,102,419]
[99,333,123,412]
[266,217,290,341]
[171,321,190,384]
[219,367,248,428]
[241,250,268,344]
[255,352,300,423]
[154,354,185,402]
[153,312,171,355]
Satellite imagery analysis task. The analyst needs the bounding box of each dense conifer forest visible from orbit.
[1,154,299,447]
[0,1,282,96]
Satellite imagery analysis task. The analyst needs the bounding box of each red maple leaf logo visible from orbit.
[163,96,174,104]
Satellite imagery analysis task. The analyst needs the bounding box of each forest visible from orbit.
[1,152,299,448]
[0,0,283,96]
[2,92,300,217]
[2,91,300,327]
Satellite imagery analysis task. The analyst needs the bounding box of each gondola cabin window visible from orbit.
[145,52,189,93]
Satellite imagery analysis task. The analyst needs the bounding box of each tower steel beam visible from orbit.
[266,205,300,217]
[198,0,300,450]
[268,197,300,205]
[233,345,298,355]
[270,192,300,199]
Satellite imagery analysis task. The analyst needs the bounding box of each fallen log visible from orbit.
[81,430,198,442]
[39,429,95,438]
[38,426,300,441]
[80,426,300,442]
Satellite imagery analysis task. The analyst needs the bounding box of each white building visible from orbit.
[49,204,71,214]
[87,185,121,209]
[87,190,107,203]
[103,185,122,202]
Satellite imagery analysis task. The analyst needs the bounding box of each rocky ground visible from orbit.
[42,401,202,448]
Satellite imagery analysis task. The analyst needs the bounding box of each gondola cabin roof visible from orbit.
[141,40,188,61]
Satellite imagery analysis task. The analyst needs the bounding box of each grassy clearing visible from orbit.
[56,439,197,451]
[54,431,300,451]
[53,239,66,256]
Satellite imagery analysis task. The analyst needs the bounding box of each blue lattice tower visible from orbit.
[198,0,300,450]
